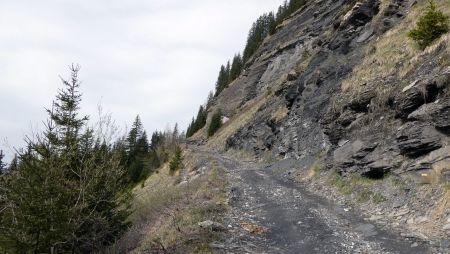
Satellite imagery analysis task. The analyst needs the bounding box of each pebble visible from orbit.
[415,216,429,223]
[443,223,450,230]
[392,200,403,208]
[411,242,418,248]
[369,215,384,221]
[407,218,414,224]
[395,208,410,217]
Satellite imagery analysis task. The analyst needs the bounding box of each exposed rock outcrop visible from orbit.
[394,80,440,119]
[206,0,449,180]
[408,100,450,133]
[396,122,443,158]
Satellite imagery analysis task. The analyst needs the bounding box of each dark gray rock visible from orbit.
[333,139,378,172]
[337,110,360,127]
[356,27,374,43]
[396,122,443,157]
[394,81,439,119]
[408,99,450,133]
[287,71,298,81]
[405,146,450,171]
[345,87,376,113]
[363,146,400,178]
[341,0,380,28]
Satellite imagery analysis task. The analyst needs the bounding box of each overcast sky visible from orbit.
[0,0,283,160]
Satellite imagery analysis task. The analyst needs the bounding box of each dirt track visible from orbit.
[196,148,432,254]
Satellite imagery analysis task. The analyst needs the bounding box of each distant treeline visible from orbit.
[186,0,306,138]
[120,115,183,185]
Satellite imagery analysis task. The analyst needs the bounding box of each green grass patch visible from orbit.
[326,171,387,203]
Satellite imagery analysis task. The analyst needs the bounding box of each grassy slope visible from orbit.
[105,149,229,254]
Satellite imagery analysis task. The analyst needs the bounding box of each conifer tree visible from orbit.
[206,91,214,109]
[230,53,244,81]
[242,0,306,62]
[215,65,229,96]
[194,106,207,130]
[169,145,183,173]
[208,110,223,137]
[243,13,273,63]
[225,61,231,85]
[173,123,179,140]
[0,65,130,253]
[408,0,449,49]
[127,115,143,156]
[125,115,151,183]
[186,118,196,137]
[8,155,18,172]
[268,12,276,35]
[150,131,164,150]
[186,105,208,138]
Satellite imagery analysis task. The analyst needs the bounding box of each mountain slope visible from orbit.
[192,0,450,251]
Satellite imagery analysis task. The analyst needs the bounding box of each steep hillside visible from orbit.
[192,0,450,250]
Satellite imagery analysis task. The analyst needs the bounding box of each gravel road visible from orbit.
[198,148,433,254]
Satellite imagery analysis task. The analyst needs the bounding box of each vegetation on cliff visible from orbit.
[408,0,449,49]
[186,0,307,138]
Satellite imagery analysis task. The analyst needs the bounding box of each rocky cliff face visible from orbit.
[206,0,449,180]
[199,0,450,246]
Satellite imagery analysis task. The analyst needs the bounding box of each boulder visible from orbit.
[356,27,374,43]
[356,144,400,178]
[341,0,381,28]
[406,146,450,171]
[198,220,226,232]
[396,122,443,157]
[394,81,439,119]
[337,110,360,127]
[333,139,378,171]
[345,87,376,112]
[287,71,298,81]
[408,100,450,133]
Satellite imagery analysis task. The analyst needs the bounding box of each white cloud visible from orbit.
[0,0,283,160]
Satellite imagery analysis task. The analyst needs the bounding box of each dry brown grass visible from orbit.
[341,0,450,92]
[105,150,229,254]
[271,105,289,122]
[408,190,450,237]
[240,222,268,235]
[226,149,255,161]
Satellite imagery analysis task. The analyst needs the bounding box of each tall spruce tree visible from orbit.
[225,61,231,85]
[173,123,179,140]
[206,91,214,110]
[208,110,223,137]
[0,65,130,253]
[215,65,229,96]
[127,115,143,156]
[126,115,150,183]
[230,53,243,81]
[186,118,196,137]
